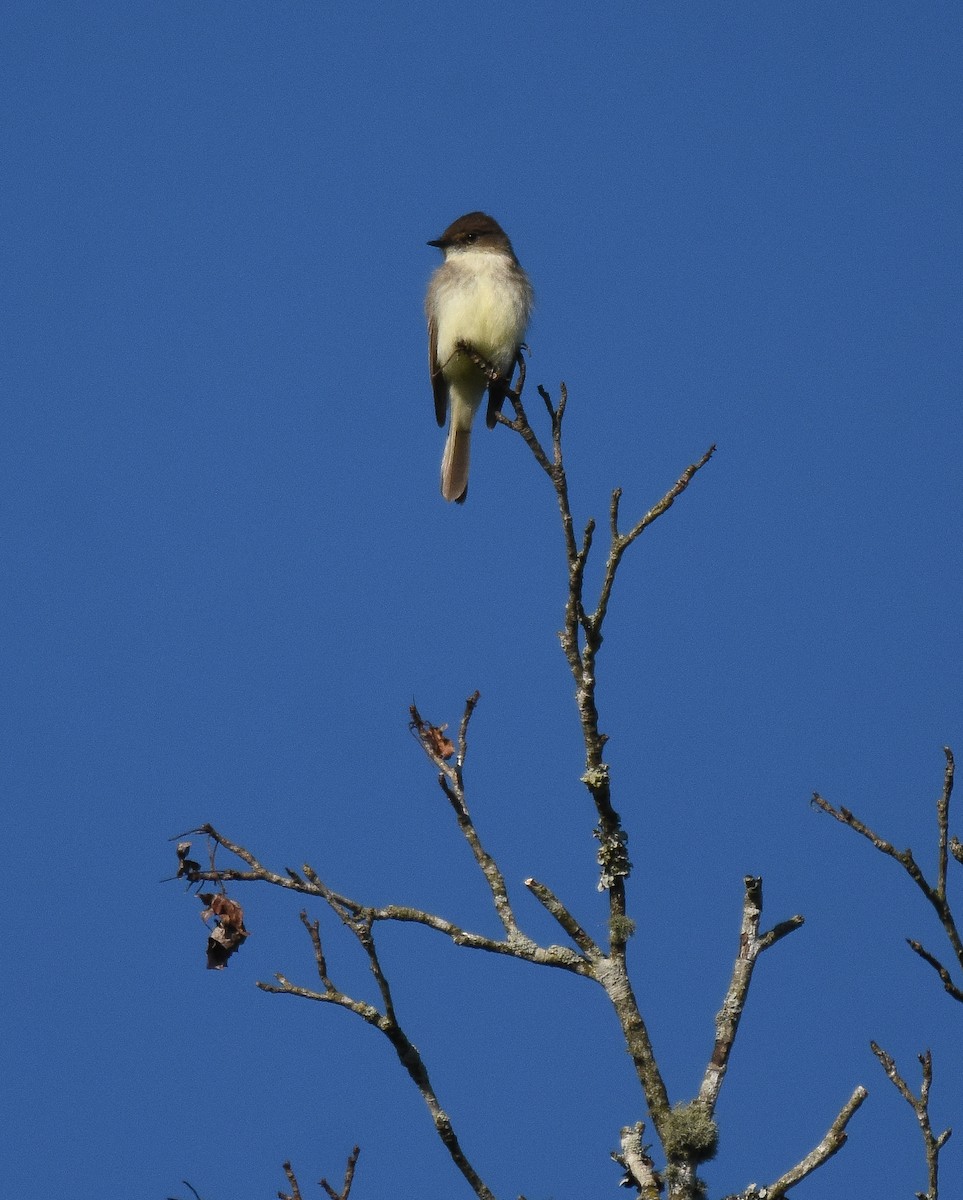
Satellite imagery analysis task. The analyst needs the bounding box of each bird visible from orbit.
[425,212,533,503]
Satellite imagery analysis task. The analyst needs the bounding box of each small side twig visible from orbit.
[167,1183,204,1200]
[906,939,963,1003]
[410,692,525,942]
[813,746,963,1002]
[871,1043,951,1200]
[524,876,603,961]
[279,1160,303,1200]
[320,1145,361,1200]
[724,1087,868,1199]
[260,912,497,1200]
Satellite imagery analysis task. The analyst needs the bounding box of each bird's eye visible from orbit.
[464,232,477,244]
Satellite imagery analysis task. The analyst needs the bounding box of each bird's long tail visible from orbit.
[440,424,471,503]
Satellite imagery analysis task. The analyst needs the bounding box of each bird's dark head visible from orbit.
[428,212,514,256]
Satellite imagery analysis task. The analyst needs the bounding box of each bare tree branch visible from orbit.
[279,1160,303,1200]
[260,911,498,1200]
[871,1043,951,1200]
[320,1145,361,1200]
[723,1087,868,1200]
[167,1183,204,1200]
[497,383,717,1171]
[765,1086,869,1196]
[171,377,874,1200]
[523,876,603,961]
[409,693,522,937]
[906,939,963,1003]
[611,1121,661,1200]
[699,877,804,1113]
[937,749,955,900]
[812,746,963,1002]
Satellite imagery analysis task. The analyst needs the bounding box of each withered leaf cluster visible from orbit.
[198,892,249,970]
[408,703,455,760]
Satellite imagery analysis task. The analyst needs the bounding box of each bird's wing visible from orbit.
[428,317,447,427]
[485,376,508,429]
[485,348,518,429]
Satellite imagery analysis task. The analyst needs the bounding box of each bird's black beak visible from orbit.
[427,237,444,248]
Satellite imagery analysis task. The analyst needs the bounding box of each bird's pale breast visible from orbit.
[431,252,528,377]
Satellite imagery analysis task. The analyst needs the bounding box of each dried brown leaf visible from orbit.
[198,892,249,969]
[408,704,455,760]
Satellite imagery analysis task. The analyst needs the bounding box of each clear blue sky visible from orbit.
[3,3,961,1197]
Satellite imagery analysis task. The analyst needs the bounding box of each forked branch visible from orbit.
[260,911,497,1200]
[174,373,866,1200]
[813,747,963,1002]
[699,877,804,1113]
[871,1043,951,1200]
[320,1145,361,1200]
[500,382,714,902]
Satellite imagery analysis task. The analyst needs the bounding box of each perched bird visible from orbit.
[425,212,533,503]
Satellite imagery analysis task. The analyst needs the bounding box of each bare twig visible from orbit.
[699,877,804,1113]
[499,384,713,885]
[177,811,587,1195]
[594,445,715,638]
[722,1087,868,1199]
[813,747,963,1001]
[770,1087,869,1194]
[320,1145,361,1200]
[279,1160,303,1200]
[906,939,963,1003]
[178,824,595,976]
[167,1183,203,1200]
[937,749,954,900]
[261,912,497,1200]
[524,877,603,961]
[407,693,598,968]
[871,1043,951,1200]
[499,387,720,1166]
